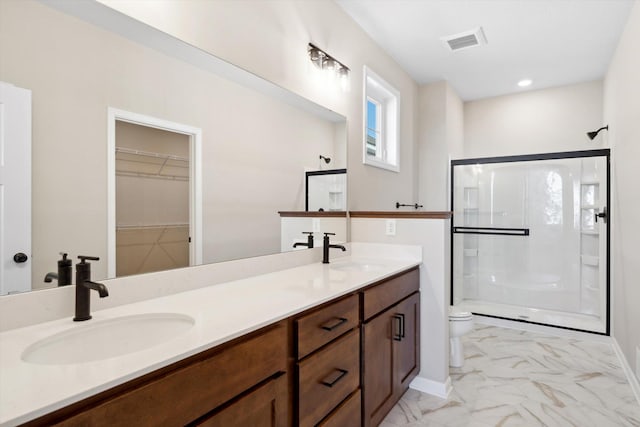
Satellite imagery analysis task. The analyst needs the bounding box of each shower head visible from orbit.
[319,155,331,164]
[587,125,608,140]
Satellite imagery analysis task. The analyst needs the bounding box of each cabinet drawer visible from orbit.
[317,389,361,427]
[298,329,360,427]
[195,374,288,427]
[296,294,358,359]
[363,268,419,320]
[48,323,288,426]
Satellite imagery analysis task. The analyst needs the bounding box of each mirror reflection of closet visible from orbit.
[115,121,190,277]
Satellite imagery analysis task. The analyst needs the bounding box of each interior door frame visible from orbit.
[107,108,202,278]
[450,148,611,335]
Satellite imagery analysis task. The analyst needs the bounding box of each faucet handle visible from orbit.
[323,232,336,236]
[302,231,314,235]
[77,255,100,264]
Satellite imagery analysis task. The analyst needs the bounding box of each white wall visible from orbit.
[604,1,640,379]
[351,218,451,396]
[97,0,420,211]
[464,80,604,158]
[417,81,464,210]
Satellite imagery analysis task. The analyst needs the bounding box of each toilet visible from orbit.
[449,307,474,368]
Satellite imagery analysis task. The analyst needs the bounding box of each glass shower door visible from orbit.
[451,150,609,334]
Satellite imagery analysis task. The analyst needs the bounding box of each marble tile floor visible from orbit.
[381,324,640,427]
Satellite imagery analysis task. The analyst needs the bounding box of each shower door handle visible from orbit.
[595,207,607,224]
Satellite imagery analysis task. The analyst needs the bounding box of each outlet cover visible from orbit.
[312,218,321,233]
[385,219,396,236]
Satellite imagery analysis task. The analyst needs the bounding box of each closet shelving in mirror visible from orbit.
[115,147,189,181]
[116,223,189,230]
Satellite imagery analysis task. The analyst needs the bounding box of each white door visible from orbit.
[0,82,32,295]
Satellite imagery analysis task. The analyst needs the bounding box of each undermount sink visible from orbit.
[330,260,386,273]
[21,313,195,365]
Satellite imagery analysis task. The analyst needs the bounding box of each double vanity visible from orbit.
[0,244,422,426]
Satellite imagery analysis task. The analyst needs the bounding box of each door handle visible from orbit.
[13,253,28,263]
[393,314,405,341]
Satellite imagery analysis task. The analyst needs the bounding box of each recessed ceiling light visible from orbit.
[518,79,533,87]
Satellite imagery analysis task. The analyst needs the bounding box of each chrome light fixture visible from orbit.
[309,45,324,67]
[308,43,350,82]
[587,125,609,140]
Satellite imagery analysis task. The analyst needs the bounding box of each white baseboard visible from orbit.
[409,375,452,399]
[612,338,640,406]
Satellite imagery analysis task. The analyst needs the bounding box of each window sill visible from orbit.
[363,156,399,173]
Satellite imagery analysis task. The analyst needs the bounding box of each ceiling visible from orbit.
[335,0,634,101]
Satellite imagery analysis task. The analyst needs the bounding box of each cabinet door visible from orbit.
[394,292,420,394]
[195,374,288,427]
[362,310,394,427]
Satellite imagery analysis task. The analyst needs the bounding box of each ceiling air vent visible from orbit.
[441,27,487,52]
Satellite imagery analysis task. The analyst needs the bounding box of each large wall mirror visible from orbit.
[0,0,347,295]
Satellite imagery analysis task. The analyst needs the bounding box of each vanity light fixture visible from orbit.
[308,43,350,83]
[309,45,324,67]
[517,79,533,87]
[587,125,609,140]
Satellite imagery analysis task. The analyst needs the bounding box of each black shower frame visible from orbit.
[305,168,347,211]
[450,149,611,336]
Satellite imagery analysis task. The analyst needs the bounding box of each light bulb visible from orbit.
[323,57,337,72]
[309,47,323,68]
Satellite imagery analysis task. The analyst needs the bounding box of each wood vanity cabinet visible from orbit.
[294,294,361,427]
[362,268,420,427]
[22,266,421,427]
[25,322,289,427]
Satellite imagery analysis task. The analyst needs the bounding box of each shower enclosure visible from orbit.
[451,150,610,334]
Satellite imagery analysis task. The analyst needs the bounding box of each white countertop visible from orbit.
[0,254,420,426]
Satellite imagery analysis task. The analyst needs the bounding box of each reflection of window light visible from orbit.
[544,171,563,225]
[366,98,381,157]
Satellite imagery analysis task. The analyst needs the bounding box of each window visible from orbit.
[363,66,400,172]
[366,98,382,157]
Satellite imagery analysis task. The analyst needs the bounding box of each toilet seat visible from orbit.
[449,311,473,321]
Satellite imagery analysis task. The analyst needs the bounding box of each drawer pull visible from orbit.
[320,368,348,388]
[393,314,405,341]
[320,317,348,331]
